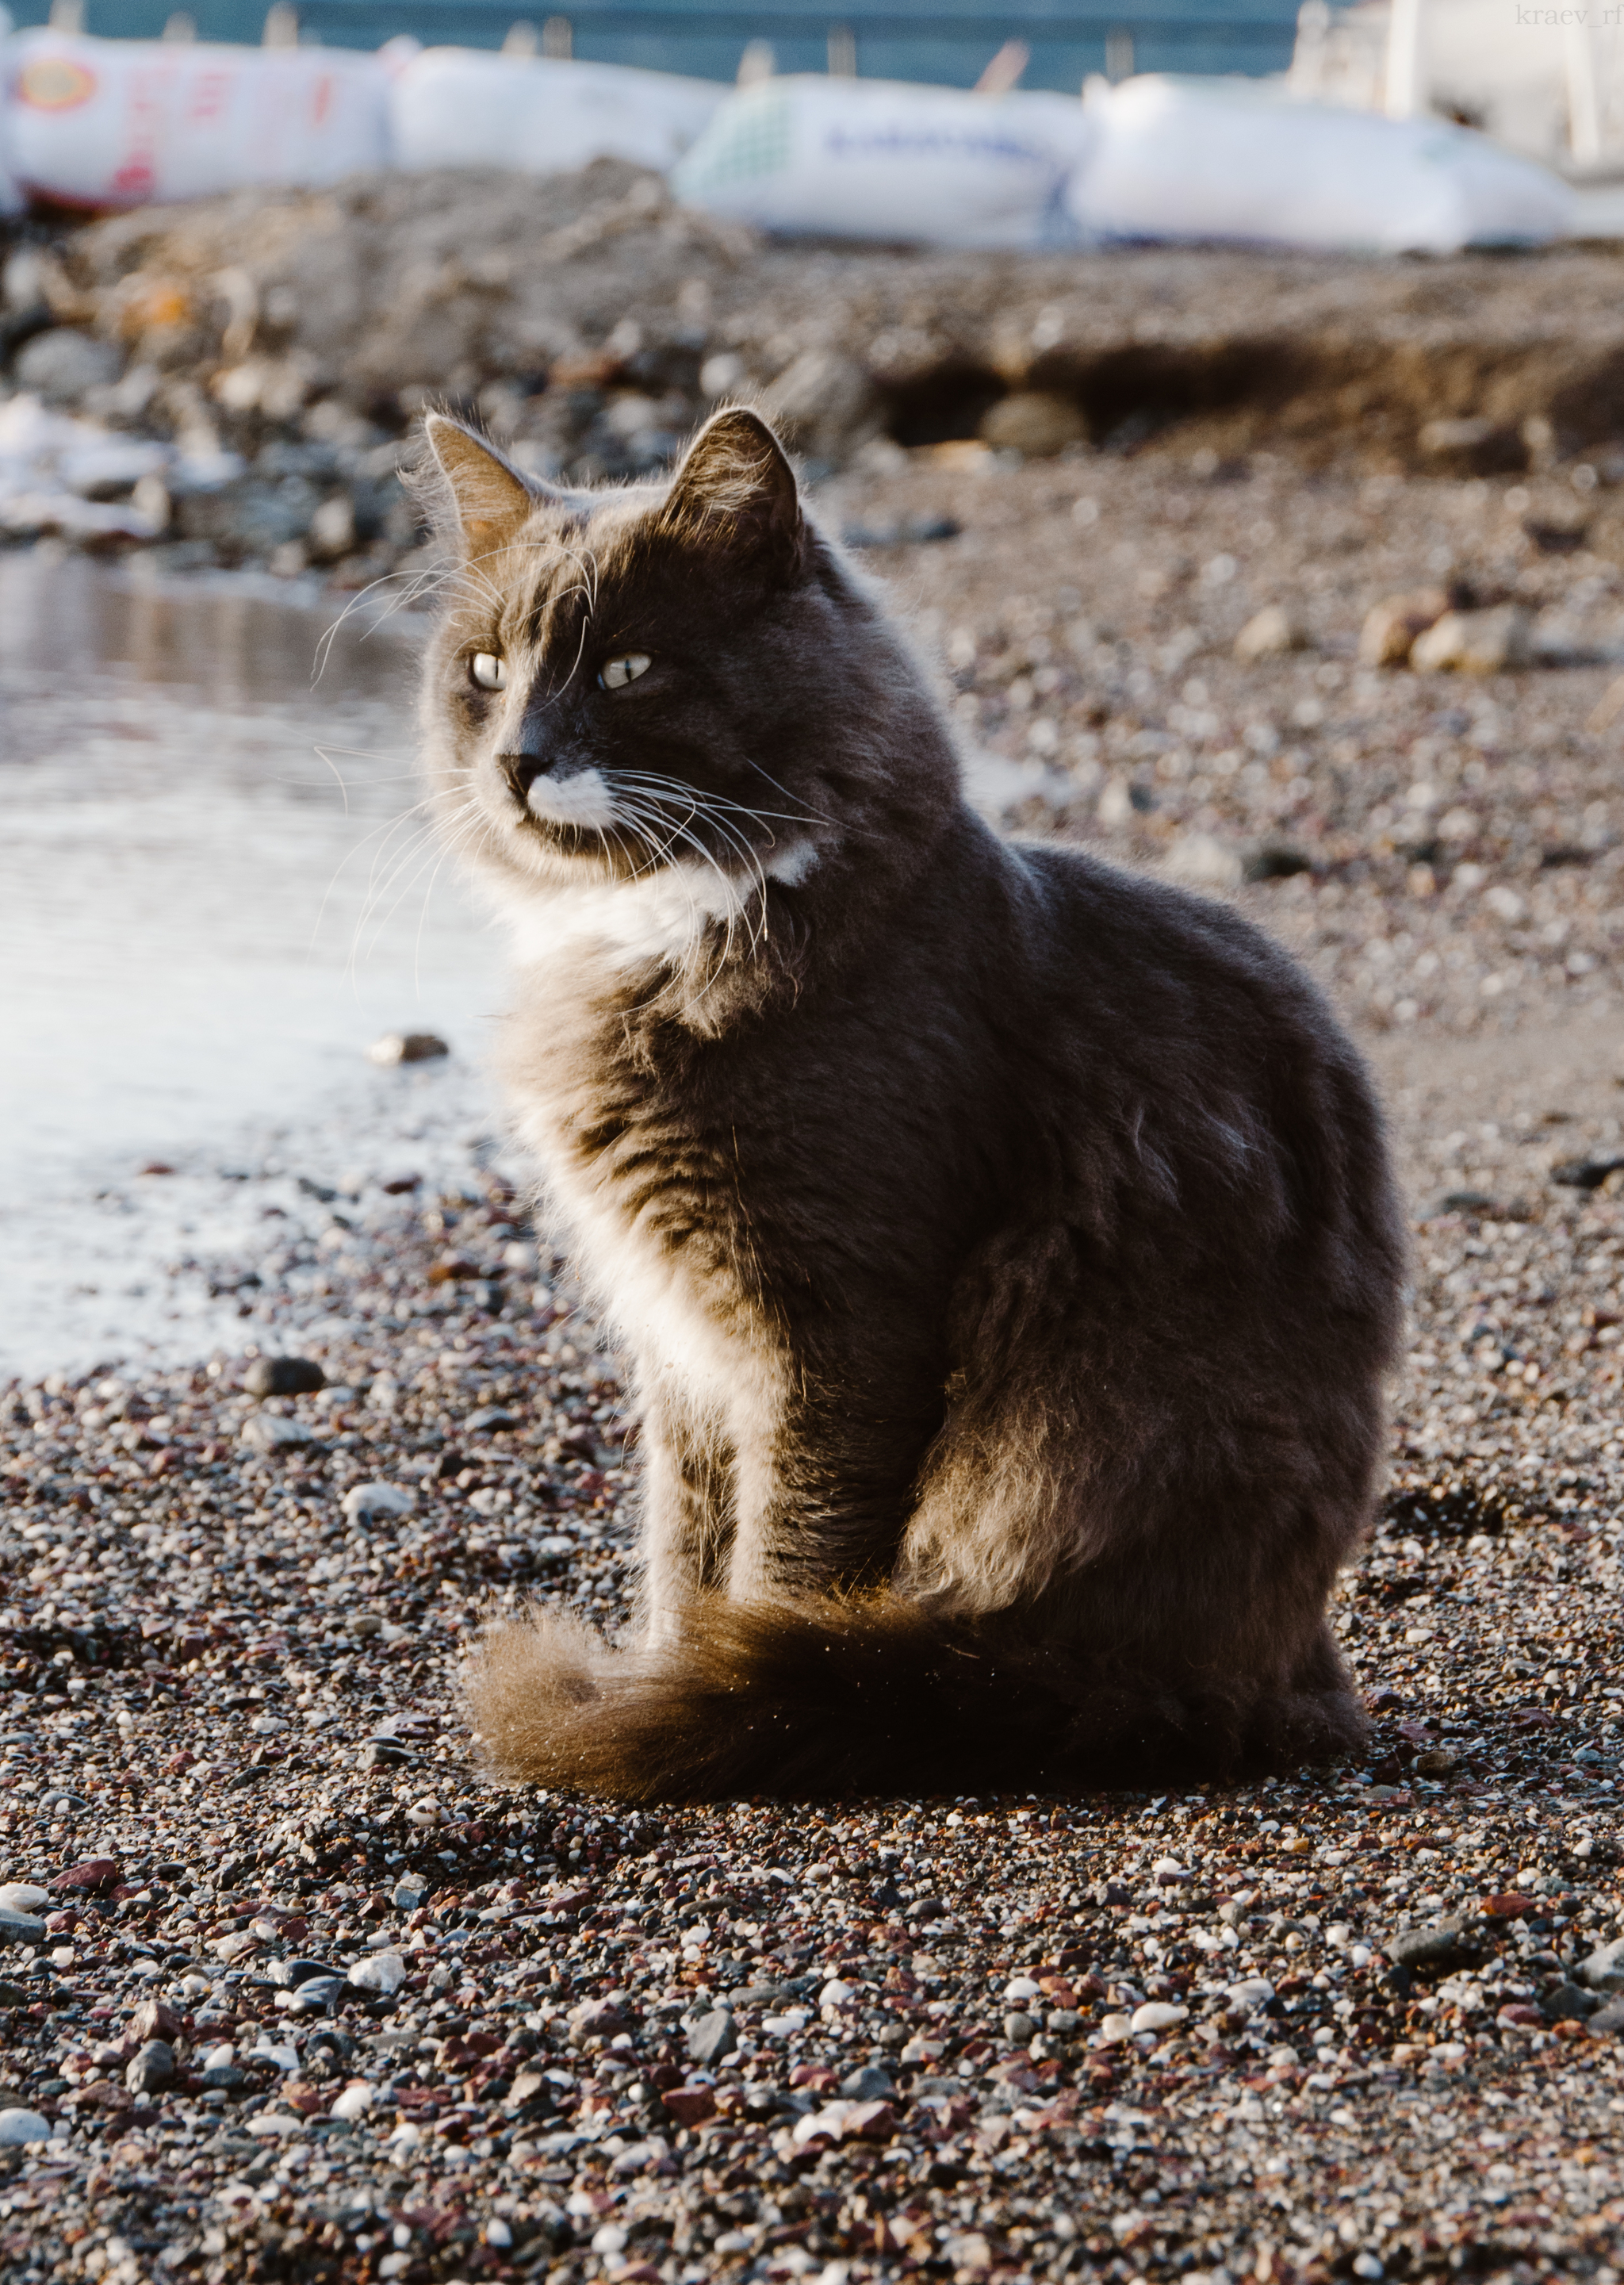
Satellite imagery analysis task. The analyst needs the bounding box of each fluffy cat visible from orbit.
[417,404,1406,1803]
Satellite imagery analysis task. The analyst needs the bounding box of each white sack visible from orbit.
[389,48,722,175]
[672,75,1097,250]
[1068,75,1574,255]
[0,29,400,209]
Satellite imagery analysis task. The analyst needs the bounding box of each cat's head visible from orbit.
[416,406,958,942]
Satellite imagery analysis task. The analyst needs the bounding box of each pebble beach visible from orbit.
[6,370,1624,2284]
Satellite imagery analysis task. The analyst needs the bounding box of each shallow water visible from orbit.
[0,552,506,1378]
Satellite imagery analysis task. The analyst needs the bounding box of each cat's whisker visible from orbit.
[347,797,484,972]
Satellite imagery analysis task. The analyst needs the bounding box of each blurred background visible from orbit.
[2,0,1622,1378]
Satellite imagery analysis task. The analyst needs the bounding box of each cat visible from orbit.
[416,403,1406,1803]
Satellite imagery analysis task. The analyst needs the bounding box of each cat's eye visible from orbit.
[599,653,651,692]
[469,652,507,692]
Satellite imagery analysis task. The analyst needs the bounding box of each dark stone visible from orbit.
[124,2038,174,2093]
[1540,1982,1599,2022]
[685,2008,737,2068]
[1588,1995,1624,2035]
[1386,1920,1476,1974]
[1552,1157,1624,1192]
[839,2065,894,2102]
[244,1356,325,1398]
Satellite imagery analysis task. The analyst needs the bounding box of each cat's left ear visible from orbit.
[421,415,536,557]
[659,408,804,579]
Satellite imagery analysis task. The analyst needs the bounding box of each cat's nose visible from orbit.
[497,751,544,803]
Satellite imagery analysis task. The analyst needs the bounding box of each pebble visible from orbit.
[0,1884,48,1915]
[243,1355,325,1398]
[341,1481,414,1522]
[0,2111,52,2147]
[1409,602,1533,674]
[124,2038,174,2092]
[367,1031,450,1066]
[1387,1919,1475,1971]
[0,1908,46,1944]
[1232,601,1304,661]
[239,1413,316,1453]
[685,2007,737,2067]
[1582,1936,1624,1990]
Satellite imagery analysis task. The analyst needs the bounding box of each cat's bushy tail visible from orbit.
[466,1593,1365,1802]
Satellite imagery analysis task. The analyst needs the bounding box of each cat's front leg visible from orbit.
[635,1385,734,1645]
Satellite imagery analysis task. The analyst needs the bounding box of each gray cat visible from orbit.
[417,405,1405,1801]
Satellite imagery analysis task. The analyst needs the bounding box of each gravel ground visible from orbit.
[6,441,1624,2283]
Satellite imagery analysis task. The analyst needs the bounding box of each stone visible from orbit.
[1234,604,1305,662]
[331,2080,376,2120]
[838,2065,894,2102]
[289,1976,346,2015]
[1415,414,1524,473]
[14,328,122,401]
[392,1873,429,1911]
[1095,2012,1134,2045]
[243,1355,324,1398]
[347,1949,405,1995]
[125,2038,174,2092]
[1003,2011,1038,2042]
[979,391,1087,457]
[1358,589,1447,668]
[0,2109,52,2146]
[1409,604,1532,675]
[1387,1920,1474,1973]
[1588,1996,1624,2036]
[1164,832,1243,893]
[1130,2001,1188,2034]
[760,347,883,463]
[0,1884,48,1915]
[1047,2008,1082,2034]
[1540,1981,1598,2022]
[367,1032,449,1066]
[1580,1936,1624,1991]
[53,1856,121,1894]
[686,2007,737,2067]
[240,1413,316,1453]
[1226,1977,1276,2009]
[0,1909,46,1945]
[342,1482,413,1523]
[662,2086,718,2126]
[130,1999,183,2043]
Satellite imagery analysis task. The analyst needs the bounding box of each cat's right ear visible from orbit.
[420,415,536,557]
[658,408,805,581]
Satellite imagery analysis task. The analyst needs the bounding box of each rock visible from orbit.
[392,1873,429,1911]
[1580,1936,1624,1991]
[1588,1996,1624,2036]
[346,1949,405,1996]
[1540,1981,1599,2022]
[52,1857,120,1895]
[1129,2001,1188,2034]
[838,2064,894,2102]
[0,2110,52,2146]
[1358,589,1448,668]
[1234,604,1306,662]
[1416,414,1524,473]
[243,1355,324,1398]
[1003,2011,1038,2042]
[0,1884,48,1915]
[1244,844,1314,883]
[240,1413,316,1454]
[124,2038,174,2093]
[130,1999,183,2043]
[663,2086,717,2126]
[246,2111,305,2137]
[979,391,1087,456]
[270,1957,339,1988]
[341,1482,414,1524]
[760,347,883,463]
[818,1977,856,2012]
[686,2007,737,2067]
[14,327,123,401]
[1047,2008,1082,2034]
[465,1407,521,1432]
[1226,1977,1276,2009]
[1387,1919,1474,1973]
[289,1976,347,2015]
[1164,832,1243,893]
[841,2099,897,2141]
[1095,2011,1135,2045]
[1410,605,1531,675]
[331,2080,376,2120]
[1003,1976,1041,2002]
[367,1032,449,1066]
[0,1909,46,1945]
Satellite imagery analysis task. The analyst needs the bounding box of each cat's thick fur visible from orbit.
[417,405,1407,1802]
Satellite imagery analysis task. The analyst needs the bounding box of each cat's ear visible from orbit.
[659,408,804,577]
[421,415,535,556]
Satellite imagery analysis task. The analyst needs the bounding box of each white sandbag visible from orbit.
[0,28,400,210]
[1067,75,1574,255]
[389,48,722,175]
[672,75,1097,250]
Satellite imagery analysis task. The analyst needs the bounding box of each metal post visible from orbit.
[737,37,775,84]
[1105,26,1134,82]
[262,1,300,47]
[1566,13,1603,163]
[827,23,856,76]
[542,14,573,59]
